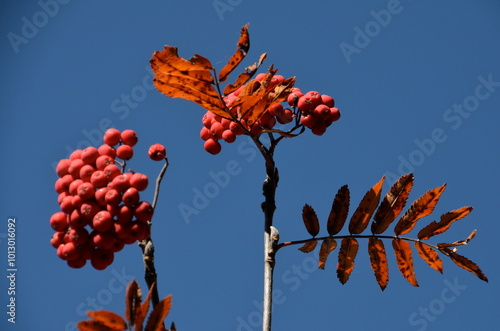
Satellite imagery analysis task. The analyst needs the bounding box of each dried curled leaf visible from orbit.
[394,184,447,235]
[219,23,250,83]
[125,280,141,326]
[371,173,414,234]
[349,176,385,234]
[415,241,443,274]
[145,295,173,331]
[337,237,359,284]
[418,206,473,240]
[298,240,318,253]
[441,247,488,282]
[392,239,418,287]
[318,238,337,269]
[327,185,350,235]
[86,311,127,331]
[368,237,389,291]
[223,53,267,95]
[302,204,320,237]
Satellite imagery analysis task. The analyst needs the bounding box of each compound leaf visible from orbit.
[392,238,419,287]
[327,185,350,235]
[337,237,359,284]
[368,237,389,291]
[418,206,473,240]
[394,184,447,235]
[415,242,443,274]
[349,176,385,234]
[372,173,414,234]
[318,238,337,269]
[302,204,320,237]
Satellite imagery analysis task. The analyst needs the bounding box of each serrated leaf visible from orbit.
[219,24,250,83]
[441,247,488,282]
[392,239,419,286]
[86,311,127,331]
[318,238,337,269]
[415,241,443,273]
[135,283,155,331]
[223,53,267,95]
[125,280,141,326]
[302,204,320,237]
[349,176,385,234]
[150,46,230,119]
[368,237,389,291]
[337,237,359,284]
[327,185,350,235]
[145,295,173,331]
[77,320,118,331]
[371,173,414,234]
[418,206,473,240]
[298,240,318,253]
[394,184,447,235]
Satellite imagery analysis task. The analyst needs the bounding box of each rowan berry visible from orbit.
[56,159,71,177]
[121,129,138,147]
[204,138,221,155]
[116,145,134,160]
[50,212,68,232]
[77,182,95,201]
[79,164,95,182]
[97,144,116,158]
[148,144,166,161]
[81,146,99,165]
[134,201,154,223]
[103,128,121,146]
[122,187,140,207]
[91,248,114,270]
[93,210,113,232]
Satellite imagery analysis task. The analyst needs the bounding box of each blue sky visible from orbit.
[1,1,500,330]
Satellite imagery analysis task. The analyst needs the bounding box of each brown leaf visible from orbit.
[417,206,473,240]
[318,238,337,269]
[77,320,118,331]
[394,184,447,235]
[135,283,155,331]
[437,230,477,248]
[150,46,229,119]
[349,176,385,234]
[371,173,414,234]
[302,204,320,237]
[337,237,359,284]
[145,295,173,331]
[327,185,349,235]
[223,53,267,95]
[415,242,443,274]
[86,311,127,331]
[261,128,299,138]
[392,239,419,286]
[219,24,250,83]
[441,247,488,282]
[298,240,318,253]
[125,280,142,326]
[368,237,389,291]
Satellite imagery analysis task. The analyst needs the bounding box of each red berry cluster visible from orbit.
[50,129,155,270]
[199,73,341,154]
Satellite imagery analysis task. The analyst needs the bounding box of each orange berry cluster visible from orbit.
[50,129,159,270]
[200,73,341,154]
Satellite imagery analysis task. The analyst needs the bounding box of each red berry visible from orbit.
[110,174,131,193]
[250,124,263,137]
[79,164,95,182]
[68,227,89,245]
[311,121,327,136]
[68,179,83,196]
[135,201,154,223]
[59,196,75,214]
[103,128,121,146]
[50,212,68,232]
[129,221,150,241]
[267,103,284,117]
[313,104,331,121]
[229,121,245,135]
[91,248,114,270]
[329,107,341,122]
[276,108,294,124]
[300,112,318,128]
[61,242,80,260]
[69,149,82,160]
[287,88,304,107]
[120,130,138,147]
[116,205,134,224]
[77,182,95,201]
[103,164,121,181]
[202,112,215,128]
[93,210,113,232]
[55,174,73,194]
[67,257,86,269]
[116,145,134,160]
[222,129,237,143]
[105,189,122,206]
[321,94,335,107]
[200,126,211,140]
[50,231,66,248]
[81,146,99,165]
[56,159,71,177]
[78,243,94,260]
[96,155,115,170]
[148,144,166,161]
[94,188,108,206]
[69,209,87,228]
[109,240,125,253]
[92,231,116,249]
[204,138,221,155]
[68,159,84,179]
[80,200,101,221]
[97,144,116,158]
[210,122,224,140]
[72,195,83,209]
[130,173,148,191]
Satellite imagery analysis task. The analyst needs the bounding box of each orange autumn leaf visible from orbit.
[440,247,488,282]
[394,184,447,235]
[337,237,359,284]
[327,185,350,235]
[371,173,414,234]
[392,238,418,287]
[302,204,320,237]
[145,295,173,331]
[298,240,318,253]
[415,241,443,274]
[135,282,155,331]
[318,238,337,269]
[218,23,250,83]
[150,46,229,119]
[77,320,120,331]
[417,206,473,240]
[223,52,267,95]
[368,237,389,291]
[125,280,141,326]
[86,311,127,331]
[349,176,385,234]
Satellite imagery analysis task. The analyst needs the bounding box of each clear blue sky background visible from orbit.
[1,1,499,330]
